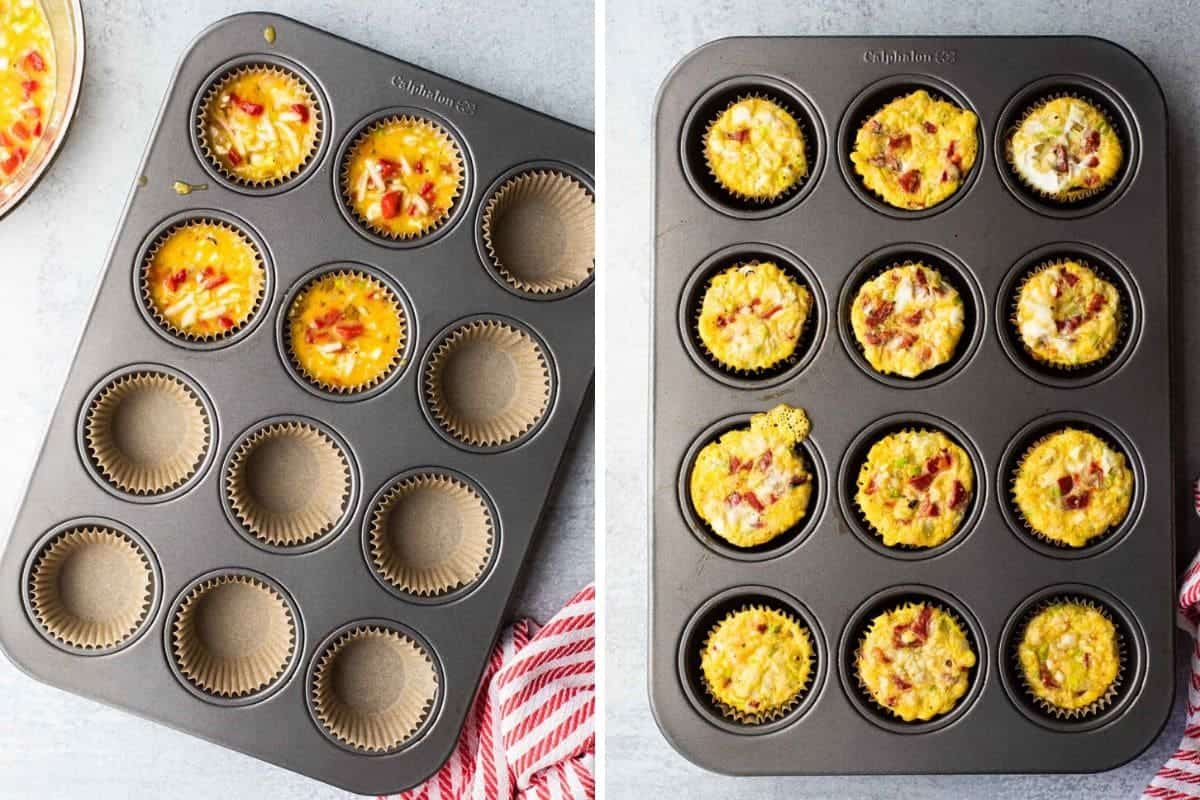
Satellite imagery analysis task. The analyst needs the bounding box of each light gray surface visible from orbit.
[604,2,1196,799]
[0,1,592,797]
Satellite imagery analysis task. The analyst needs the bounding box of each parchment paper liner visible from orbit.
[1012,596,1124,720]
[480,170,594,294]
[702,93,809,204]
[339,115,465,240]
[424,320,551,448]
[368,473,494,596]
[699,603,813,725]
[311,625,439,752]
[197,63,323,188]
[139,219,267,343]
[1003,92,1124,204]
[28,527,153,650]
[1008,257,1127,373]
[853,600,976,722]
[226,421,351,547]
[171,573,296,697]
[84,371,211,496]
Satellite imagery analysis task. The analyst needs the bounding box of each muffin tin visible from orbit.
[0,12,592,795]
[650,37,1172,774]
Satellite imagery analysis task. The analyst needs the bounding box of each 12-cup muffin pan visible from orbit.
[0,12,592,795]
[650,37,1173,773]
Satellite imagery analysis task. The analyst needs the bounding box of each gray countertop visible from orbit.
[0,1,592,796]
[604,1,1197,798]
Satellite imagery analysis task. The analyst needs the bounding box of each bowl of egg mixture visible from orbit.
[0,0,83,220]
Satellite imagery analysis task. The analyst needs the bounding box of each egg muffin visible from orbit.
[202,67,319,184]
[850,90,978,210]
[343,116,463,239]
[145,223,265,338]
[689,405,813,548]
[856,603,976,722]
[1015,260,1121,368]
[850,263,965,378]
[1018,602,1120,713]
[696,261,812,372]
[856,430,973,548]
[0,0,55,185]
[704,97,808,200]
[700,606,813,720]
[287,272,405,392]
[1013,428,1133,547]
[1007,97,1122,201]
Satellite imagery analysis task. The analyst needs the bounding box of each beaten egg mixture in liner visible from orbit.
[311,625,440,753]
[855,602,977,722]
[1012,258,1124,370]
[1014,597,1124,719]
[198,64,322,187]
[699,604,814,724]
[695,260,813,375]
[850,89,979,211]
[1011,428,1134,548]
[1005,95,1123,203]
[703,95,809,202]
[689,405,813,549]
[28,526,154,651]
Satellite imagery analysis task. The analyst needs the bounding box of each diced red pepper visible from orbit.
[1062,269,1079,287]
[757,450,773,470]
[378,158,400,178]
[893,675,912,691]
[21,80,38,100]
[166,269,188,292]
[949,480,968,510]
[914,268,928,288]
[727,128,749,142]
[334,322,364,340]
[24,50,46,72]
[743,492,765,512]
[1064,491,1091,510]
[894,332,918,349]
[1083,129,1101,153]
[1058,475,1074,495]
[905,310,923,326]
[1040,665,1059,689]
[760,304,783,319]
[380,190,402,219]
[218,315,235,330]
[204,274,230,290]
[231,94,264,116]
[888,133,912,151]
[909,472,934,492]
[1087,293,1107,313]
[227,149,242,166]
[420,181,436,202]
[898,169,921,193]
[789,474,808,487]
[923,121,938,133]
[728,456,742,474]
[947,139,962,167]
[0,131,11,149]
[0,152,21,176]
[407,203,419,216]
[865,300,894,328]
[290,103,310,123]
[314,308,343,328]
[11,121,31,141]
[413,159,425,174]
[913,606,932,639]
[1053,144,1069,173]
[924,501,941,518]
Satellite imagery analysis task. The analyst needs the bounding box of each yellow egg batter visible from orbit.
[701,606,812,719]
[145,223,264,338]
[696,261,811,371]
[344,117,462,238]
[1008,97,1122,200]
[704,97,808,200]
[856,430,973,548]
[0,0,54,185]
[287,272,405,391]
[850,90,978,210]
[1018,602,1119,711]
[857,603,976,722]
[689,405,812,548]
[1013,428,1133,547]
[203,68,318,184]
[850,263,965,378]
[1016,260,1120,367]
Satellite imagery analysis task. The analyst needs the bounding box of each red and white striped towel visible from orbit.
[391,584,595,800]
[1144,482,1200,799]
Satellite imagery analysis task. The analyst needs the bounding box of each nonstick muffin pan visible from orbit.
[650,37,1171,774]
[0,12,593,795]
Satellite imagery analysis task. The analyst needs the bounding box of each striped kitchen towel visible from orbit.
[392,583,595,800]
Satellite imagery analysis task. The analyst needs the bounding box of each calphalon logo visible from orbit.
[391,75,477,115]
[862,48,958,66]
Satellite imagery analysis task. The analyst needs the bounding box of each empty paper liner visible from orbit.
[481,169,595,294]
[225,420,352,548]
[311,625,440,752]
[27,526,155,651]
[83,370,211,496]
[368,472,495,597]
[170,573,297,698]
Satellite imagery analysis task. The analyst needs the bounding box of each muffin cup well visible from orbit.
[310,623,440,753]
[1004,93,1122,204]
[701,93,809,205]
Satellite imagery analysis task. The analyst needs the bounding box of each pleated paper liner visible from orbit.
[170,573,297,698]
[1003,92,1126,205]
[1010,595,1125,721]
[138,219,268,344]
[480,169,594,295]
[423,319,551,449]
[339,114,465,241]
[83,370,211,497]
[27,526,154,652]
[701,92,811,206]
[225,420,351,548]
[368,472,495,597]
[699,603,814,725]
[311,625,440,753]
[196,63,323,189]
[282,268,407,397]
